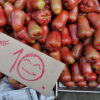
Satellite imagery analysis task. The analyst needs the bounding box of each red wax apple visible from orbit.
[80,56,97,81]
[71,62,84,82]
[69,6,78,23]
[39,25,49,43]
[10,9,25,31]
[49,50,61,61]
[14,0,26,9]
[94,29,100,50]
[15,27,35,43]
[60,65,71,82]
[76,81,87,87]
[64,81,75,87]
[0,6,7,27]
[52,10,69,30]
[32,42,41,51]
[71,43,83,59]
[31,0,45,10]
[61,46,75,64]
[68,24,79,45]
[78,15,93,39]
[85,45,100,62]
[63,0,82,10]
[88,81,98,88]
[61,27,72,46]
[32,9,52,25]
[46,31,61,51]
[28,21,43,40]
[3,2,14,17]
[87,13,100,29]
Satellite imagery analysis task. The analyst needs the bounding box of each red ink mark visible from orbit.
[9,49,24,72]
[17,53,44,81]
[42,86,45,89]
[33,64,41,70]
[24,59,41,69]
[9,49,45,82]
[0,40,9,46]
[22,66,37,76]
[24,59,32,65]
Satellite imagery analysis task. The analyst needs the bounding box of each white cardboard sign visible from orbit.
[0,33,65,96]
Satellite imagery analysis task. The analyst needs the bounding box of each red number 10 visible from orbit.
[9,48,24,72]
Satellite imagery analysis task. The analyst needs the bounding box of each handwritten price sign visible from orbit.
[9,48,45,82]
[0,33,65,96]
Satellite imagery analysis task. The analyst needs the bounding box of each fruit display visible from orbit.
[0,0,99,89]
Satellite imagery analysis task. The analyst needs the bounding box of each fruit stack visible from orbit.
[0,0,99,89]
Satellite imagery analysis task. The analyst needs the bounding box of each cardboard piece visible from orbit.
[0,33,65,96]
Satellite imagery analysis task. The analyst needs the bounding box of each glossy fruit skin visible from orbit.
[10,9,25,31]
[52,10,69,30]
[60,66,71,82]
[88,81,98,88]
[46,31,61,51]
[69,6,78,23]
[84,37,93,46]
[7,0,16,3]
[0,0,5,5]
[85,45,100,63]
[44,0,50,9]
[26,0,33,11]
[32,9,52,25]
[96,70,100,74]
[87,13,100,29]
[32,42,41,51]
[25,13,32,24]
[63,0,82,10]
[50,0,62,14]
[76,81,87,87]
[80,57,97,81]
[15,27,35,43]
[80,0,100,13]
[0,6,7,27]
[28,21,43,40]
[49,50,61,61]
[93,60,100,74]
[14,0,26,9]
[93,60,100,70]
[78,15,93,39]
[71,43,83,59]
[39,25,49,43]
[44,0,50,5]
[61,47,75,64]
[64,81,75,87]
[94,29,100,50]
[61,27,72,46]
[86,73,97,81]
[31,0,45,10]
[3,2,14,17]
[20,40,27,44]
[71,62,84,82]
[68,24,79,45]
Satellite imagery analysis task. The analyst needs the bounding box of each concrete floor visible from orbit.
[55,92,100,100]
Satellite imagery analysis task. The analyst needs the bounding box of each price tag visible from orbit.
[0,33,65,96]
